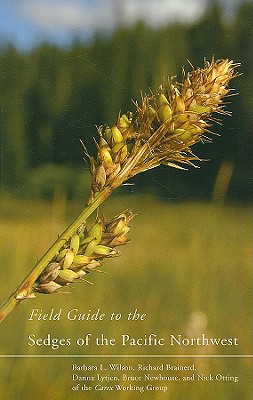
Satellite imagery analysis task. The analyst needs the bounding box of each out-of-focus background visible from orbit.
[0,1,252,399]
[0,0,252,201]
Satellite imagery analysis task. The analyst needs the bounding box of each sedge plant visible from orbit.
[0,58,239,323]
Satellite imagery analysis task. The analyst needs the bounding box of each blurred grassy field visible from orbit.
[0,193,252,400]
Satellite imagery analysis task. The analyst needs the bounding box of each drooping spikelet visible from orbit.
[35,210,134,293]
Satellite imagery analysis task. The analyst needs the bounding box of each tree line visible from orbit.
[0,2,252,201]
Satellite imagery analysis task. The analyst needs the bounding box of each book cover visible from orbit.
[0,2,252,399]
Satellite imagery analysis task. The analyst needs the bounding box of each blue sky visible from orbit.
[0,0,241,51]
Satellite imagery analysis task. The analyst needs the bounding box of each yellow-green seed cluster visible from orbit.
[88,58,238,202]
[35,210,134,294]
[89,113,134,198]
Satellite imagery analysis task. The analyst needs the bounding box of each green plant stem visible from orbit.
[0,146,150,324]
[0,186,113,323]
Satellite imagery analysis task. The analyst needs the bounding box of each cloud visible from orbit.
[125,0,207,26]
[18,0,207,36]
[19,1,98,32]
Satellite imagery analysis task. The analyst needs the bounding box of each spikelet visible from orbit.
[37,262,60,284]
[70,233,80,255]
[35,210,134,293]
[35,281,63,294]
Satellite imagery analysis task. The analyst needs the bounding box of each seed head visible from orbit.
[85,58,239,200]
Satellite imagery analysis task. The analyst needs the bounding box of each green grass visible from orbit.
[0,194,252,399]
